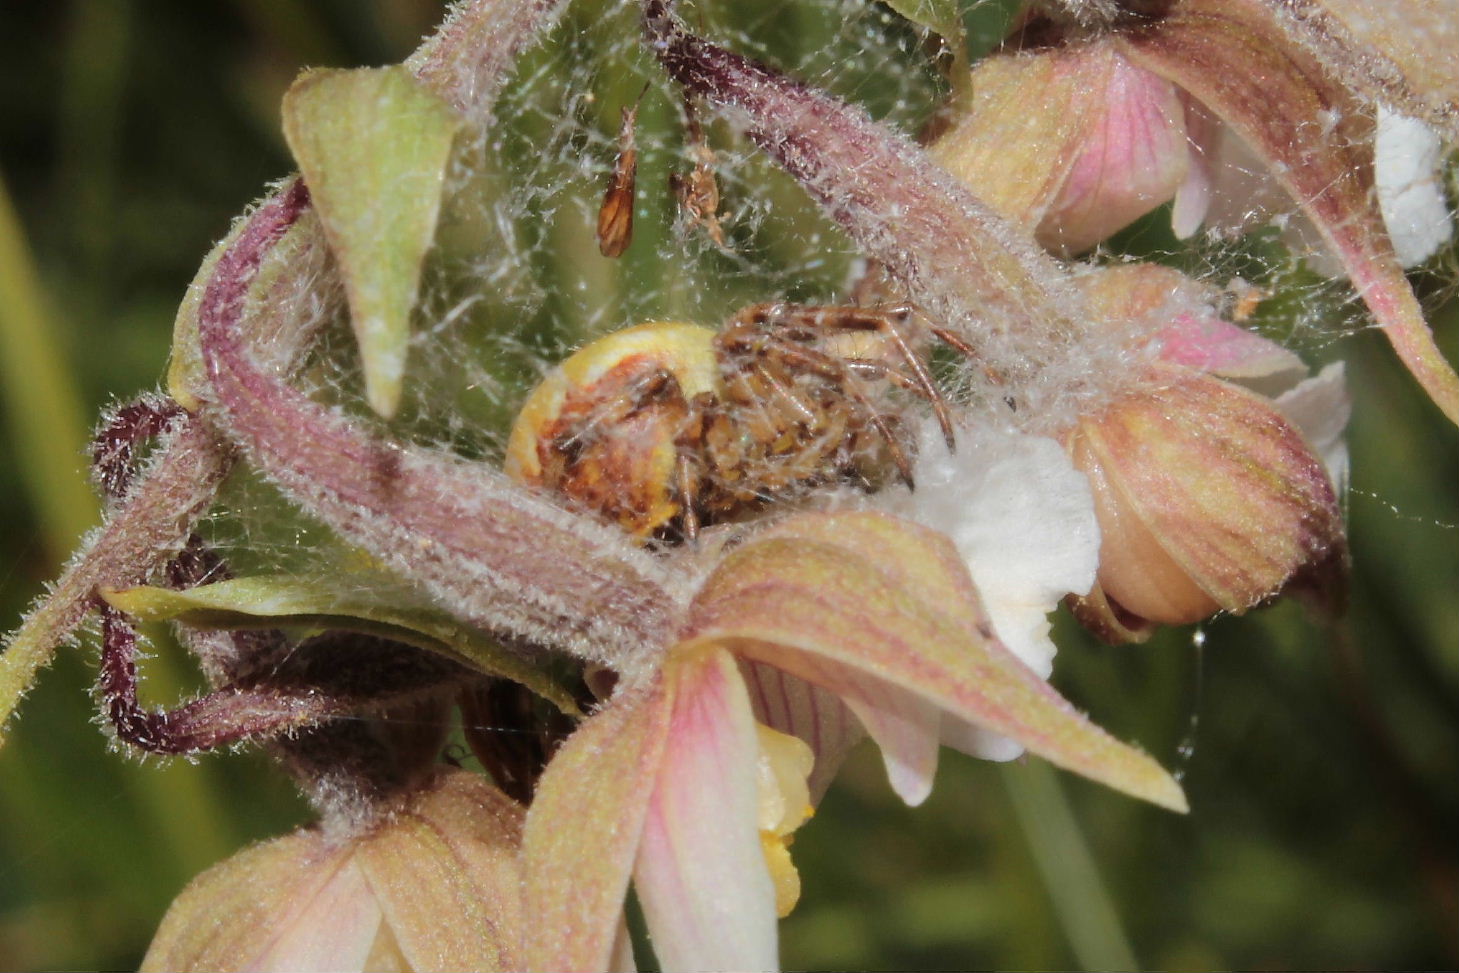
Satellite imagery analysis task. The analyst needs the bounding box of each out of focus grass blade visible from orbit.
[0,171,99,557]
[0,166,240,929]
[1002,760,1140,972]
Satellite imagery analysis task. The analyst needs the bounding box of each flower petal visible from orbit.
[356,771,525,971]
[634,648,779,972]
[141,830,377,972]
[839,678,942,806]
[929,51,1088,235]
[887,423,1100,680]
[1374,107,1453,268]
[932,42,1194,255]
[1274,361,1352,493]
[523,680,671,972]
[738,660,864,803]
[1121,0,1459,423]
[1036,47,1194,254]
[685,512,1188,812]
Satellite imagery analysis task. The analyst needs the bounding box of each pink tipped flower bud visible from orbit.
[1067,363,1346,641]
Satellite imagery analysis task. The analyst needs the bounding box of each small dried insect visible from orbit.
[1224,277,1272,323]
[597,97,642,258]
[505,302,972,542]
[669,95,727,248]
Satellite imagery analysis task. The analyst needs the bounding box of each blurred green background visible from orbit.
[0,1,1455,969]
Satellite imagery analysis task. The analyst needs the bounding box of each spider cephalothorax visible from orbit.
[505,302,972,541]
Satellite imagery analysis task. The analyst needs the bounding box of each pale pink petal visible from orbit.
[159,828,421,973]
[1037,48,1194,254]
[1155,312,1307,384]
[634,648,779,973]
[251,858,381,973]
[738,660,864,804]
[357,771,526,972]
[687,512,1187,813]
[1171,97,1218,238]
[608,915,639,973]
[1122,0,1459,424]
[523,680,672,972]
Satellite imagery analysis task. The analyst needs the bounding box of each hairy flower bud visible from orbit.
[1067,363,1346,641]
[142,771,524,972]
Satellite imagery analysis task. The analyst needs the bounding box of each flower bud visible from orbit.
[1067,363,1346,640]
[142,770,524,972]
[929,39,1200,255]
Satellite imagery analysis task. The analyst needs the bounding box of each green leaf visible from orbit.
[102,576,578,715]
[885,0,969,96]
[282,66,462,418]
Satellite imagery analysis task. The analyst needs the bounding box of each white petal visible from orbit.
[840,683,942,807]
[890,422,1100,678]
[1274,362,1351,494]
[940,713,1027,763]
[1375,107,1453,268]
[881,423,1101,761]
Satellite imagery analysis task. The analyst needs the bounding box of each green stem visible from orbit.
[1001,760,1140,972]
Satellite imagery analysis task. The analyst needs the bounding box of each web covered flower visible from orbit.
[927,0,1459,424]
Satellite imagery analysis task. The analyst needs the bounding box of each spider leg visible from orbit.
[750,334,917,488]
[832,366,916,488]
[675,451,701,542]
[754,303,960,452]
[674,393,708,543]
[926,321,1013,408]
[869,308,958,452]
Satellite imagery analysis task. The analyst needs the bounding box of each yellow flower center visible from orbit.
[754,723,815,917]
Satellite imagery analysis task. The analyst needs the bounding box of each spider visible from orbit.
[505,302,973,542]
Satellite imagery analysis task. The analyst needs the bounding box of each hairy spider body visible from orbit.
[506,303,965,541]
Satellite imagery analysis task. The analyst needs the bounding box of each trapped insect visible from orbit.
[597,89,646,258]
[505,302,973,542]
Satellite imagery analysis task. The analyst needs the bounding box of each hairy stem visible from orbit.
[643,0,1115,419]
[198,184,683,672]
